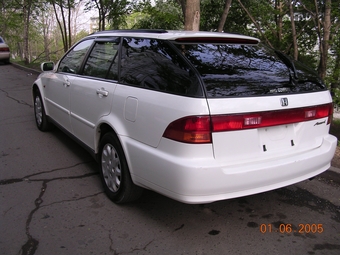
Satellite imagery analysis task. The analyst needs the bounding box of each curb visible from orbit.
[10,62,41,75]
[329,166,340,174]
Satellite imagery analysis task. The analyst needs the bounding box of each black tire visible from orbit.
[99,133,143,204]
[33,90,51,131]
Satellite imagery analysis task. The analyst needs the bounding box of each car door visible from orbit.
[69,39,120,149]
[43,39,94,133]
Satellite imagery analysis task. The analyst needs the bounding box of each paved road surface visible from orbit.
[1,63,340,255]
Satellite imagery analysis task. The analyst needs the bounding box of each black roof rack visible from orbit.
[93,29,168,35]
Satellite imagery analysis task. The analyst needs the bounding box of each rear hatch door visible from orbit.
[176,40,332,163]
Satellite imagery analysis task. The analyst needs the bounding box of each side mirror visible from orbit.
[41,62,54,71]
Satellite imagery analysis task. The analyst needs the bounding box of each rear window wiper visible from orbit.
[274,50,298,80]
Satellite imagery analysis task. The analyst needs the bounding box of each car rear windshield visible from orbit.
[173,42,326,97]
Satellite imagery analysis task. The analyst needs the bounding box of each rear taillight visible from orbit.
[212,103,333,132]
[0,47,9,52]
[163,116,212,143]
[163,103,332,143]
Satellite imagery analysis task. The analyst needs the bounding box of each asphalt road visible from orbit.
[1,63,340,255]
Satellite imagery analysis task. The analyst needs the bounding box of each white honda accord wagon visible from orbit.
[32,29,337,204]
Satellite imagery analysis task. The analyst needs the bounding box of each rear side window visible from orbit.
[120,38,203,97]
[174,43,325,97]
[58,39,94,74]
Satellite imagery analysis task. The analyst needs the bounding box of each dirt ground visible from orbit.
[331,146,340,168]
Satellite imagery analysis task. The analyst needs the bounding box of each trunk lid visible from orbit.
[207,91,332,162]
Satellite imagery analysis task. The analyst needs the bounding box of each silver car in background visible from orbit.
[0,36,10,64]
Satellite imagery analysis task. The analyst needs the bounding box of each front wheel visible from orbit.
[34,90,52,131]
[99,133,143,204]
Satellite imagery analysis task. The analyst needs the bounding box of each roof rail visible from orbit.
[93,29,168,35]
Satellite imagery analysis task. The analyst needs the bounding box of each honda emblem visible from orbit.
[281,98,288,107]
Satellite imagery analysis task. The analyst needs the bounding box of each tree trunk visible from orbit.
[217,0,232,32]
[176,0,186,24]
[60,2,68,51]
[275,0,284,45]
[23,0,32,64]
[318,0,331,80]
[42,14,50,60]
[236,0,273,47]
[288,0,298,60]
[68,0,72,49]
[52,2,67,53]
[330,53,340,96]
[184,0,200,31]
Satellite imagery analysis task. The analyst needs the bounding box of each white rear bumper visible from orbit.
[123,134,337,204]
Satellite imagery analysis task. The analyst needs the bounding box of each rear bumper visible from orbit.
[123,134,337,204]
[0,52,10,60]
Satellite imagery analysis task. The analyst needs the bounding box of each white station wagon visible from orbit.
[32,29,337,204]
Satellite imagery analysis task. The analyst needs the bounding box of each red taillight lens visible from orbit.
[0,47,9,52]
[163,103,332,143]
[212,103,333,132]
[163,116,212,143]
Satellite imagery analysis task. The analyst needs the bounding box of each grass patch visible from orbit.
[11,59,41,71]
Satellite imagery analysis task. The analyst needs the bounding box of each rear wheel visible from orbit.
[99,133,143,204]
[34,90,51,131]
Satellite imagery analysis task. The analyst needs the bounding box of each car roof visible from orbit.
[90,29,260,44]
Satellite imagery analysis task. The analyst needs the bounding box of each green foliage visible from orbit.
[131,0,183,29]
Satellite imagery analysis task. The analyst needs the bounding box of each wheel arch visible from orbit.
[32,83,48,115]
[95,122,139,185]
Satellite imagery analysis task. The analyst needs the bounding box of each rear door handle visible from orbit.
[96,88,109,97]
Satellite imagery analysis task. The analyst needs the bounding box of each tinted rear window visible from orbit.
[174,43,325,97]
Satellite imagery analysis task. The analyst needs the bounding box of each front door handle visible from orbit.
[63,80,70,87]
[96,88,109,97]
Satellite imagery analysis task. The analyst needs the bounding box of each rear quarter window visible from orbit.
[119,37,203,97]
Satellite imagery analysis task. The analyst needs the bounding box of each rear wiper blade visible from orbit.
[274,50,298,80]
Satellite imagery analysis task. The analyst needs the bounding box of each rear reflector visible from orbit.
[163,103,332,143]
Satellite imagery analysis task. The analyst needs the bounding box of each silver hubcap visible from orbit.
[101,143,121,192]
[35,96,43,126]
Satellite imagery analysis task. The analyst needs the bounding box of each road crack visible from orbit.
[0,88,33,108]
[5,161,100,255]
[0,161,95,185]
[17,172,100,255]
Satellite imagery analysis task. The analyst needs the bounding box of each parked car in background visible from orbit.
[32,29,337,204]
[0,36,10,64]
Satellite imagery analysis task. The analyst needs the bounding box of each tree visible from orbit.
[131,0,183,29]
[85,0,110,30]
[175,0,200,31]
[22,0,34,64]
[217,0,232,32]
[288,0,298,60]
[50,0,76,53]
[184,0,200,30]
[85,0,129,30]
